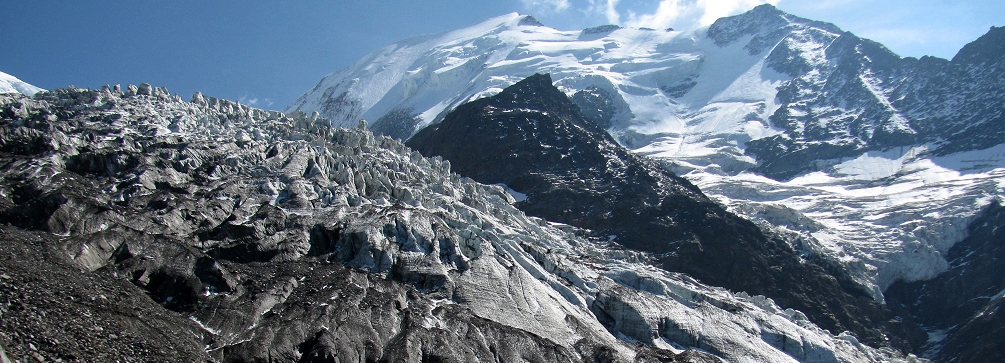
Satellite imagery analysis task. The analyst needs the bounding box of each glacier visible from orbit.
[0,85,920,362]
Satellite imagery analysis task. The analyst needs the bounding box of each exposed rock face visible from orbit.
[0,87,915,362]
[885,201,1005,362]
[406,73,921,351]
[745,22,1005,179]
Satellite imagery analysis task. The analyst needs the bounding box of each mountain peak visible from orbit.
[952,25,1005,64]
[499,73,554,97]
[750,3,783,15]
[517,15,545,27]
[707,4,842,52]
[448,12,529,34]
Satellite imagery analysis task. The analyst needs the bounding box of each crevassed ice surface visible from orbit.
[289,12,1005,298]
[5,88,915,362]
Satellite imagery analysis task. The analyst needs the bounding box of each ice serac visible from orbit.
[406,73,921,351]
[0,71,44,96]
[0,87,919,362]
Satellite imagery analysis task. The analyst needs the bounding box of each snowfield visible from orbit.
[0,71,44,96]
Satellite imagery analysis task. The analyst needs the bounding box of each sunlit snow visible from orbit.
[0,71,44,96]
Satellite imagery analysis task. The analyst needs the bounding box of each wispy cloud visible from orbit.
[579,0,621,24]
[239,96,273,108]
[604,0,622,24]
[521,0,571,14]
[527,0,779,32]
[624,0,779,29]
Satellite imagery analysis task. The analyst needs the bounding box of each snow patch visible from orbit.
[0,71,44,96]
[493,183,528,202]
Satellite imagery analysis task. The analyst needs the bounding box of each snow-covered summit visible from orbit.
[288,5,850,141]
[289,5,1005,303]
[0,71,44,96]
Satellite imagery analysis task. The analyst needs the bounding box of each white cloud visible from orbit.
[240,96,273,108]
[521,0,572,14]
[604,0,622,24]
[698,0,780,25]
[533,0,778,31]
[617,0,778,30]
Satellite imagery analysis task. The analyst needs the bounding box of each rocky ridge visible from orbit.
[0,86,917,362]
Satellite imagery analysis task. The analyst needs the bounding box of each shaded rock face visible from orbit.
[885,201,1005,362]
[570,86,619,129]
[406,74,919,350]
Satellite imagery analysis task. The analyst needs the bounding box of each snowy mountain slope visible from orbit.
[679,143,1005,298]
[289,5,1005,302]
[0,86,919,362]
[0,71,44,96]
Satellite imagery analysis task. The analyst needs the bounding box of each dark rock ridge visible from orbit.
[406,73,921,350]
[518,15,545,27]
[885,201,1005,362]
[729,9,1005,179]
[0,86,743,362]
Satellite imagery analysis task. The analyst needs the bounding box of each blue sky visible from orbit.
[2,0,1001,110]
